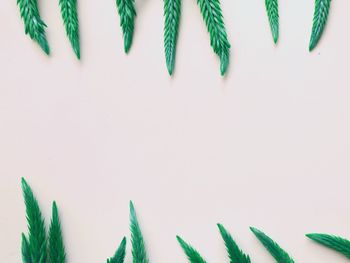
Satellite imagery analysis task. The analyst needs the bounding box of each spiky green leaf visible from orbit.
[59,0,80,59]
[130,201,149,263]
[306,233,350,259]
[250,227,294,263]
[116,0,137,53]
[176,236,207,263]
[217,224,251,263]
[21,234,33,263]
[163,0,182,75]
[196,0,231,75]
[265,0,279,44]
[16,0,50,54]
[21,178,47,263]
[48,202,66,263]
[309,0,331,51]
[107,237,127,263]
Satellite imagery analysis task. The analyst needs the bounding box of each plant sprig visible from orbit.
[265,0,279,44]
[309,0,331,51]
[116,0,137,53]
[107,237,127,263]
[48,202,66,263]
[176,236,207,263]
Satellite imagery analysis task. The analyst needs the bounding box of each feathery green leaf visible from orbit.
[196,0,231,75]
[21,234,32,263]
[176,236,207,263]
[116,0,137,53]
[306,233,350,259]
[250,227,294,263]
[16,0,50,54]
[107,237,127,263]
[48,202,66,263]
[309,0,331,51]
[265,0,279,44]
[130,201,149,263]
[21,178,47,263]
[217,224,251,263]
[59,0,80,59]
[163,0,182,75]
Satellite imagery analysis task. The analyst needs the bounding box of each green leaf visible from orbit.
[48,202,66,263]
[176,236,207,263]
[21,234,32,263]
[306,233,350,259]
[107,237,127,263]
[116,0,137,53]
[21,178,47,263]
[217,224,251,263]
[250,227,294,263]
[309,0,331,51]
[265,0,279,44]
[196,0,231,76]
[130,201,149,263]
[16,0,50,54]
[163,0,182,75]
[59,0,80,59]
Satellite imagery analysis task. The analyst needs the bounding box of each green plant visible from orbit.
[250,227,294,263]
[309,0,331,51]
[265,0,279,44]
[107,237,127,263]
[306,233,350,259]
[16,0,50,54]
[59,0,80,59]
[177,236,207,263]
[115,0,137,53]
[196,0,231,76]
[163,0,182,76]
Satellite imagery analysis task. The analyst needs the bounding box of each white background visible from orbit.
[1,0,350,262]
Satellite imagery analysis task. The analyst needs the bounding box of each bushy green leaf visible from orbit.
[218,224,251,263]
[176,236,207,263]
[16,0,50,54]
[48,202,66,263]
[265,0,279,44]
[196,0,231,75]
[250,227,294,263]
[130,201,149,263]
[306,233,350,259]
[59,0,80,59]
[107,237,127,263]
[309,0,331,51]
[21,234,32,263]
[116,0,137,53]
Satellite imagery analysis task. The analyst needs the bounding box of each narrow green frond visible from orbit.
[306,233,350,259]
[107,237,127,263]
[59,0,80,59]
[265,0,279,44]
[130,201,149,263]
[116,0,137,53]
[21,178,47,263]
[163,0,182,75]
[217,224,251,263]
[21,234,32,263]
[48,202,66,263]
[176,236,207,263]
[250,227,294,263]
[196,0,231,75]
[309,0,331,51]
[16,0,50,54]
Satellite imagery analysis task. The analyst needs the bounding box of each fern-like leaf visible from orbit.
[59,0,80,59]
[163,0,182,75]
[309,0,331,51]
[265,0,279,44]
[130,201,149,263]
[107,237,127,263]
[116,0,137,53]
[16,0,50,54]
[196,0,231,75]
[306,233,350,259]
[250,227,294,263]
[21,178,47,263]
[217,224,251,263]
[176,236,207,263]
[48,202,66,263]
[21,234,32,263]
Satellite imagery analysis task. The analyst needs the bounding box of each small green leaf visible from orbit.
[130,201,149,263]
[48,202,66,263]
[107,237,127,263]
[306,233,350,259]
[116,0,137,53]
[309,0,331,51]
[250,227,294,263]
[21,233,32,263]
[176,236,207,263]
[217,224,251,263]
[265,0,279,44]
